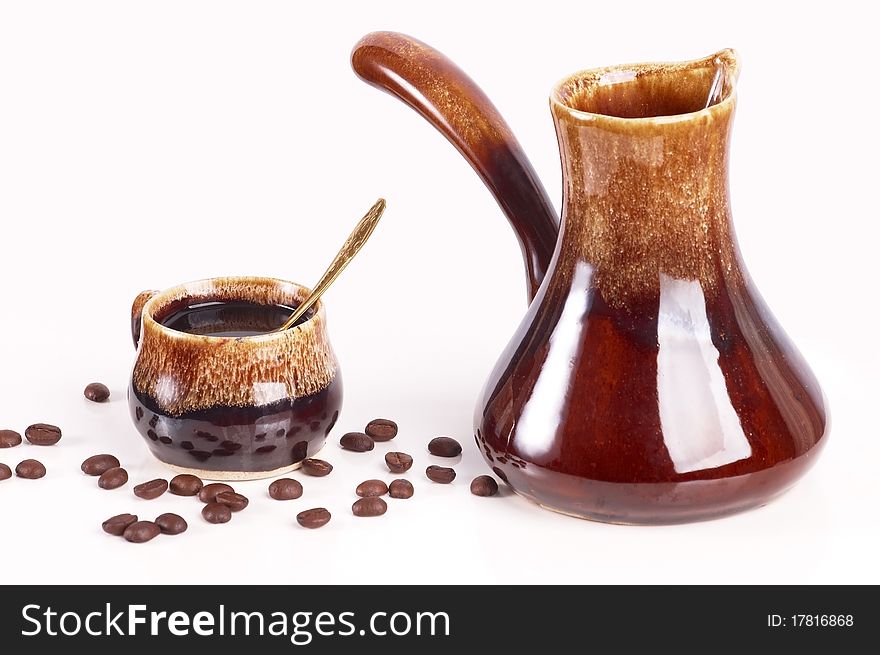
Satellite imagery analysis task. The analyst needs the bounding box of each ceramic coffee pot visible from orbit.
[353,32,828,523]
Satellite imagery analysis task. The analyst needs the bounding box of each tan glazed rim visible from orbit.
[142,275,324,344]
[551,48,740,125]
[133,275,339,415]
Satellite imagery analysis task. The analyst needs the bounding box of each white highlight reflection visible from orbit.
[252,382,288,406]
[657,273,751,473]
[516,262,594,459]
[598,70,637,86]
[153,374,179,408]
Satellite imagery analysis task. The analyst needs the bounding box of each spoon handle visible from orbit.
[278,199,386,331]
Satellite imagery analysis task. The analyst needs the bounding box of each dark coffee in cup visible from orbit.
[160,300,312,337]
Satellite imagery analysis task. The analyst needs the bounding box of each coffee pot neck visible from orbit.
[548,52,740,305]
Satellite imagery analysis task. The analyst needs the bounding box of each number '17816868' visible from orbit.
[767,614,854,627]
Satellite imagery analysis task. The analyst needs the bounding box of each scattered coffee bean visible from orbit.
[385,451,413,473]
[198,482,234,503]
[81,454,121,476]
[340,431,374,452]
[388,479,414,499]
[356,479,388,497]
[470,475,499,496]
[155,513,188,535]
[216,491,249,512]
[426,465,456,484]
[428,436,462,458]
[133,478,168,500]
[0,429,22,448]
[15,459,46,479]
[98,466,128,490]
[0,463,12,481]
[84,382,110,403]
[301,458,333,477]
[365,418,398,442]
[268,478,303,500]
[24,423,62,446]
[169,474,203,496]
[297,507,331,529]
[102,513,138,536]
[352,496,387,517]
[202,502,232,524]
[123,520,161,543]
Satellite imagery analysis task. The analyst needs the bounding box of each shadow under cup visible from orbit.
[128,277,343,481]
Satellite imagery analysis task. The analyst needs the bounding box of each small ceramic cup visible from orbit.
[129,276,342,480]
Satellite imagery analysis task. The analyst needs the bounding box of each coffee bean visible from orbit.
[155,513,188,535]
[385,451,413,473]
[198,482,234,503]
[24,423,62,446]
[426,465,456,483]
[0,463,12,481]
[388,479,414,499]
[301,458,333,477]
[202,502,232,524]
[102,513,138,536]
[356,479,388,497]
[84,382,110,403]
[169,474,203,496]
[216,491,249,512]
[339,431,374,452]
[470,475,499,496]
[268,478,303,500]
[15,459,46,479]
[123,521,160,543]
[365,418,398,442]
[352,497,387,517]
[98,467,128,490]
[133,478,168,500]
[296,507,331,529]
[428,436,462,458]
[0,429,22,448]
[81,454,121,476]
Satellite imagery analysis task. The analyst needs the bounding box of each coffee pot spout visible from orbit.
[352,31,559,301]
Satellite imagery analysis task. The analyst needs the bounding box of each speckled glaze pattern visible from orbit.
[134,277,337,414]
[353,35,828,524]
[128,277,342,480]
[551,50,739,307]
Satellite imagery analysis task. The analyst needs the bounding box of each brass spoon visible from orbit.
[277,198,386,331]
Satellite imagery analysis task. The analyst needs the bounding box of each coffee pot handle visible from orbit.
[352,31,559,302]
[131,290,158,348]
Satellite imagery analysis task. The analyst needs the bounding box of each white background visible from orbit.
[0,0,877,585]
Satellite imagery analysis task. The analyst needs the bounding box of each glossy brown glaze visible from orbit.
[130,380,341,474]
[355,36,828,523]
[475,51,827,523]
[128,277,342,480]
[352,32,557,300]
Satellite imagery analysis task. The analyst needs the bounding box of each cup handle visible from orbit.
[131,290,158,348]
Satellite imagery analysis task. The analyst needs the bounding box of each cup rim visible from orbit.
[142,276,323,343]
